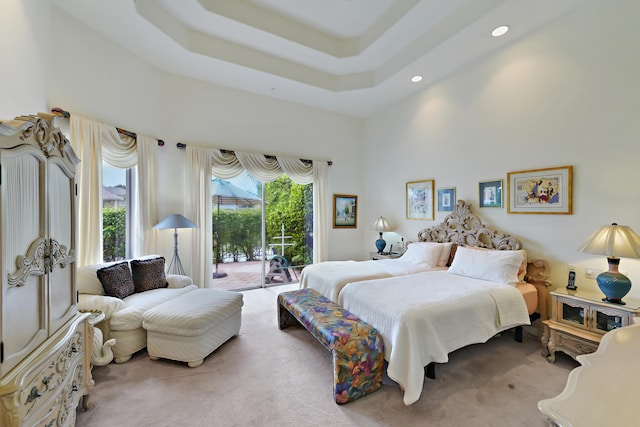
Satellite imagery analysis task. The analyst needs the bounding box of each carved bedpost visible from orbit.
[525,259,551,320]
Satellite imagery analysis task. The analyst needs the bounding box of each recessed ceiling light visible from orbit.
[411,75,423,83]
[492,25,509,37]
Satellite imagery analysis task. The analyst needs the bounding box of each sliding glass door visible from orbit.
[211,171,312,291]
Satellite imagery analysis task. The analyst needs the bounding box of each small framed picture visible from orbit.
[479,180,503,208]
[333,194,358,228]
[437,187,456,211]
[406,180,434,220]
[507,166,572,214]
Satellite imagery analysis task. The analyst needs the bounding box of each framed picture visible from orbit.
[333,194,358,228]
[406,180,434,220]
[507,165,572,214]
[437,187,456,211]
[479,180,503,208]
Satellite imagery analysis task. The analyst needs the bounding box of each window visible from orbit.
[102,162,136,261]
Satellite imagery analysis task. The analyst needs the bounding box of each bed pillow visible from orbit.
[447,246,524,285]
[515,249,528,282]
[407,242,453,266]
[130,257,168,293]
[96,261,135,299]
[400,242,443,267]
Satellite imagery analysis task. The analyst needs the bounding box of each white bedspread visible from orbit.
[299,259,437,302]
[338,270,531,405]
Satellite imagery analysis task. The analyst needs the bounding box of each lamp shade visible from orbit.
[578,223,640,259]
[578,223,640,305]
[370,216,392,233]
[154,214,196,230]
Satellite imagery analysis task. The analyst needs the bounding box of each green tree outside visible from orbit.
[211,175,312,266]
[103,206,126,261]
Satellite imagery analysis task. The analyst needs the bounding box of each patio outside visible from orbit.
[210,260,303,291]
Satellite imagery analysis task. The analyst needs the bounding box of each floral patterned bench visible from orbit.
[277,288,384,404]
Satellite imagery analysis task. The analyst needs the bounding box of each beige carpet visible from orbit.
[76,284,577,427]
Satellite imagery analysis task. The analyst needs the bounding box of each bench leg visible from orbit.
[331,339,384,404]
[277,300,300,330]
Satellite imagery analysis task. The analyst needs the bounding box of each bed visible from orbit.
[301,200,538,311]
[303,200,551,405]
[298,242,451,302]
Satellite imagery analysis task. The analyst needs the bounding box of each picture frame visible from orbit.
[507,165,572,214]
[437,187,456,211]
[406,180,434,220]
[333,194,358,228]
[479,180,503,208]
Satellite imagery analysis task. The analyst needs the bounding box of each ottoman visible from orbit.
[142,288,243,367]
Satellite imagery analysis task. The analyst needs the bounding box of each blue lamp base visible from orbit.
[597,257,631,305]
[375,233,386,254]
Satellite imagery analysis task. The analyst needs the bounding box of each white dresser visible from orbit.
[0,113,93,426]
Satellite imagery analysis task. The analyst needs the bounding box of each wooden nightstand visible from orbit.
[369,252,402,260]
[541,289,640,362]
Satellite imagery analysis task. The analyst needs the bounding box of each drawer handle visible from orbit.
[25,374,53,405]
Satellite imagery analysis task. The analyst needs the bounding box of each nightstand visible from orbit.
[369,252,402,260]
[541,288,640,362]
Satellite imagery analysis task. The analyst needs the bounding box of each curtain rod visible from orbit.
[175,143,332,166]
[51,108,331,166]
[51,107,165,146]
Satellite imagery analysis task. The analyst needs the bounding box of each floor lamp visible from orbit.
[154,214,196,275]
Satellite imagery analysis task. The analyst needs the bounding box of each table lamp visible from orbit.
[578,223,640,305]
[370,216,392,254]
[154,213,196,275]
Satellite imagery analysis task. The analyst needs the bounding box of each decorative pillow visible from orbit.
[96,262,135,299]
[130,257,168,293]
[399,242,443,267]
[447,246,524,285]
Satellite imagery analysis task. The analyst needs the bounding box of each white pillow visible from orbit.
[400,242,443,267]
[447,246,524,285]
[407,242,453,266]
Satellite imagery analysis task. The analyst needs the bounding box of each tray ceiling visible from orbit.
[51,0,585,117]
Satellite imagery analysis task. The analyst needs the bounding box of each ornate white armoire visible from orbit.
[0,113,93,426]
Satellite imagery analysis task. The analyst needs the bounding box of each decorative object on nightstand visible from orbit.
[578,223,640,305]
[370,216,392,253]
[154,213,197,275]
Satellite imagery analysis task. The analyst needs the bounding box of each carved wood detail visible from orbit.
[7,238,47,288]
[417,200,522,250]
[16,113,71,159]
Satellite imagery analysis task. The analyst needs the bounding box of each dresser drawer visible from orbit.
[0,314,92,427]
[554,330,598,358]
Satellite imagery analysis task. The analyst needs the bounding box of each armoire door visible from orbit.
[0,145,48,376]
[47,157,77,333]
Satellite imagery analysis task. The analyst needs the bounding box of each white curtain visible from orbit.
[185,146,329,288]
[70,116,106,266]
[186,146,214,288]
[70,115,159,265]
[134,135,159,255]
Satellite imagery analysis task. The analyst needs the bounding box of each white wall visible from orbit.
[0,0,51,118]
[364,0,640,299]
[41,7,364,270]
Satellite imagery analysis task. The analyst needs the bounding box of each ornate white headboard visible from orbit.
[417,199,522,250]
[417,199,551,319]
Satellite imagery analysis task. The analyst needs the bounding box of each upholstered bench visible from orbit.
[277,288,384,404]
[142,288,243,367]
